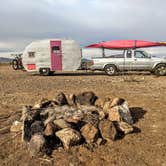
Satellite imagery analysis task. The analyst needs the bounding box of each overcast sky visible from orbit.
[0,0,166,52]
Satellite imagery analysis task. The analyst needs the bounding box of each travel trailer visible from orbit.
[22,39,81,75]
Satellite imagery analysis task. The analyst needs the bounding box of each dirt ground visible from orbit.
[0,65,166,166]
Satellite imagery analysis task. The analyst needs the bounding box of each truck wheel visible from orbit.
[39,68,51,76]
[104,65,117,76]
[154,64,166,76]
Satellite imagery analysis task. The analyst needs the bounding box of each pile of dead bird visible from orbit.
[11,91,135,157]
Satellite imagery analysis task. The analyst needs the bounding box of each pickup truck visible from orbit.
[91,49,166,76]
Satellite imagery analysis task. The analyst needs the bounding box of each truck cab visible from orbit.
[123,50,152,71]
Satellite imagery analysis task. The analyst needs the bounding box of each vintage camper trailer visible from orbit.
[22,39,81,75]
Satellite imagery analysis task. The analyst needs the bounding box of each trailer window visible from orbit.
[52,46,60,54]
[28,52,35,58]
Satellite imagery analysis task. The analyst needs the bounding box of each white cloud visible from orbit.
[0,42,17,50]
[43,0,80,5]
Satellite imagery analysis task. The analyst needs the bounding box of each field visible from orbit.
[0,65,166,166]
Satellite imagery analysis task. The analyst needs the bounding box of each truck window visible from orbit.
[126,50,132,58]
[135,51,148,58]
[142,51,150,58]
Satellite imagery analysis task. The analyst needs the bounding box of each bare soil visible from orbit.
[0,65,166,166]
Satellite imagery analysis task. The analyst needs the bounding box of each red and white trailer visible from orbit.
[22,39,81,75]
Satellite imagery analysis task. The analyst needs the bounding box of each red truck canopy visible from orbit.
[86,40,164,49]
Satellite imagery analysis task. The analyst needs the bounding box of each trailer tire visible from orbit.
[39,68,51,76]
[104,65,117,76]
[154,64,166,76]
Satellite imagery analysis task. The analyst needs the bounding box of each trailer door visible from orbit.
[50,40,62,71]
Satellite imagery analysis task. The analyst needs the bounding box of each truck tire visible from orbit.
[39,68,51,76]
[154,64,166,76]
[104,65,117,76]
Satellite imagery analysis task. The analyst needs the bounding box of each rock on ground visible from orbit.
[80,123,98,144]
[55,128,81,150]
[29,134,46,157]
[33,98,51,109]
[76,91,97,105]
[66,94,76,106]
[95,98,104,108]
[82,112,99,128]
[22,120,32,142]
[108,101,133,125]
[21,106,33,121]
[110,97,125,108]
[118,101,133,125]
[30,121,44,135]
[108,106,122,122]
[103,98,112,113]
[116,121,133,134]
[10,121,23,132]
[53,119,71,129]
[55,92,68,106]
[44,122,56,136]
[96,138,103,145]
[65,115,82,124]
[99,119,117,142]
[98,110,106,120]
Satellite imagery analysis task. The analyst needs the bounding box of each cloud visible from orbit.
[43,0,81,6]
[0,0,166,52]
[0,43,14,52]
[0,42,11,49]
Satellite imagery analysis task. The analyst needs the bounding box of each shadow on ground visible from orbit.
[31,71,152,77]
[130,107,147,124]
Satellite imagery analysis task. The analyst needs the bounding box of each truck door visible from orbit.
[124,50,135,70]
[133,51,152,70]
[50,40,62,71]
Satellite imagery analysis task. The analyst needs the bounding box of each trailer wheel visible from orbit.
[39,68,51,76]
[154,64,166,76]
[104,65,117,76]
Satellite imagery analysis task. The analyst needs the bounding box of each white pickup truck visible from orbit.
[91,49,166,76]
